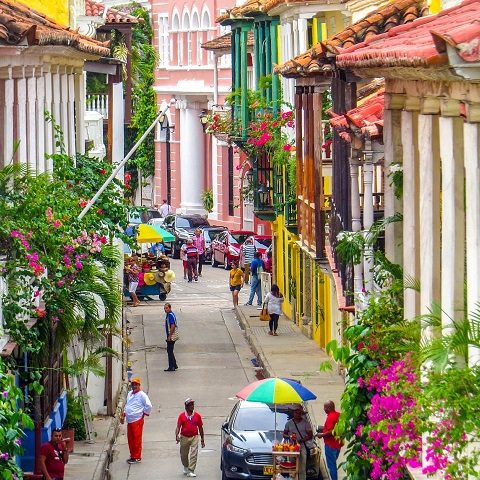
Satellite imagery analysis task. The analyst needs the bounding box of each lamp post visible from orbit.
[198,109,209,131]
[159,114,175,207]
[258,183,270,208]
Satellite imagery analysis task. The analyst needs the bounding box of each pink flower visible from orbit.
[53,220,62,228]
[283,144,292,152]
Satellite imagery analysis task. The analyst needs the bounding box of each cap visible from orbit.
[131,377,141,385]
[184,398,195,406]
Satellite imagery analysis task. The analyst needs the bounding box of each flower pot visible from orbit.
[62,428,75,453]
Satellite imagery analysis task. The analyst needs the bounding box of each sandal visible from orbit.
[268,331,273,335]
[273,332,278,336]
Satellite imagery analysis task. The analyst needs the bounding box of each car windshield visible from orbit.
[177,217,208,228]
[205,229,224,241]
[233,405,290,431]
[230,233,250,245]
[255,238,272,250]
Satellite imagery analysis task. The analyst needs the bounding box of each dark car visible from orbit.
[221,400,323,480]
[202,226,228,261]
[211,230,255,269]
[162,214,211,258]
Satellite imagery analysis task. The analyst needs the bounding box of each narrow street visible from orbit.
[109,259,260,479]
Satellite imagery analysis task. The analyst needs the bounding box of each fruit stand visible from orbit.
[270,442,301,479]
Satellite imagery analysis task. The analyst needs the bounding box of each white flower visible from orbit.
[389,163,403,174]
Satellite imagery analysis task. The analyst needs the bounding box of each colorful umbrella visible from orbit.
[236,377,317,404]
[137,224,175,244]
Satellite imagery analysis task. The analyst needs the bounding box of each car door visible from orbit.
[213,232,224,262]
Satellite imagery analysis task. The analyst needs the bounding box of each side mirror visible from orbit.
[222,421,229,432]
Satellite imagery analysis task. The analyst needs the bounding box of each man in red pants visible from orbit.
[120,377,152,464]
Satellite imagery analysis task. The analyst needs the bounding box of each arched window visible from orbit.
[182,9,191,65]
[201,9,210,29]
[171,11,180,30]
[192,10,200,65]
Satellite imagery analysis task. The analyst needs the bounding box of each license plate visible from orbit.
[263,465,274,475]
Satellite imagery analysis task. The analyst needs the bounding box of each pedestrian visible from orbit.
[120,378,152,464]
[229,260,244,308]
[245,252,265,306]
[180,241,188,280]
[185,238,199,282]
[192,228,206,276]
[39,428,69,480]
[283,405,313,480]
[159,199,173,217]
[240,240,255,284]
[126,262,141,307]
[164,303,178,371]
[316,401,343,480]
[175,398,205,478]
[264,284,284,336]
[264,250,273,273]
[150,241,165,258]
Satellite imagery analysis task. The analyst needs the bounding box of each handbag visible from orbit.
[259,302,270,321]
[171,328,179,342]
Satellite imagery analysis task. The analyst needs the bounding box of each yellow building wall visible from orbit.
[18,0,70,26]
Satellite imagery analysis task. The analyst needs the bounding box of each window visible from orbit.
[158,14,169,67]
[182,10,190,66]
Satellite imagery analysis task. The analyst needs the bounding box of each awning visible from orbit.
[137,224,175,244]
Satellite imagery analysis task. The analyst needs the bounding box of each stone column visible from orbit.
[3,68,14,166]
[297,18,308,55]
[44,69,54,171]
[36,70,46,173]
[210,135,219,219]
[16,69,27,164]
[439,106,465,339]
[401,108,420,320]
[60,69,70,154]
[67,69,76,155]
[26,70,38,172]
[363,142,374,293]
[350,155,363,297]
[179,104,205,214]
[74,69,86,155]
[464,120,480,366]
[418,113,440,340]
[51,66,61,153]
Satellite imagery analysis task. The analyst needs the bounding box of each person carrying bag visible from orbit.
[263,284,284,336]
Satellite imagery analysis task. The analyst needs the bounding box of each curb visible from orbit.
[92,381,128,480]
[234,306,275,378]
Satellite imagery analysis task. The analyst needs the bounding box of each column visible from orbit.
[464,121,480,366]
[36,71,46,173]
[27,71,37,172]
[401,108,419,320]
[60,69,70,154]
[16,71,27,164]
[74,69,86,155]
[383,104,403,265]
[44,69,54,171]
[439,110,465,338]
[297,18,308,55]
[111,81,124,168]
[211,135,219,219]
[363,142,374,293]
[350,156,363,297]
[67,70,76,155]
[52,67,61,152]
[179,105,205,214]
[3,69,14,166]
[418,113,440,339]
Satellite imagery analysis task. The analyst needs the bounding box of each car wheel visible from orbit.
[211,252,218,267]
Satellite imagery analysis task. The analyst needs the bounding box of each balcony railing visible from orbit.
[86,93,108,119]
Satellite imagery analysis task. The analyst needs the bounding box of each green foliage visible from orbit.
[0,362,34,479]
[63,390,87,441]
[201,189,214,213]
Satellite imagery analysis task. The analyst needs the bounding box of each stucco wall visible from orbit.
[18,0,69,26]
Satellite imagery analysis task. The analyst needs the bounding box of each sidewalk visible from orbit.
[235,305,346,478]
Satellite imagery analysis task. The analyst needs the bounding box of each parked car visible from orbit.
[211,230,255,269]
[162,214,211,258]
[148,217,165,227]
[239,235,272,266]
[221,400,323,480]
[202,226,228,261]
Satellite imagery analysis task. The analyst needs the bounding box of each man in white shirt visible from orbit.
[159,199,173,217]
[120,377,152,464]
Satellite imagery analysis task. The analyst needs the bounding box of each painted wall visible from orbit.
[18,0,69,26]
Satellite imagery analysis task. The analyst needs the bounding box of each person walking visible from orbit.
[240,240,255,284]
[192,229,206,276]
[120,378,152,464]
[283,405,313,480]
[159,199,173,217]
[39,428,69,480]
[126,261,141,307]
[316,401,343,480]
[180,241,188,280]
[164,303,178,371]
[229,260,244,308]
[245,252,265,306]
[175,398,205,478]
[185,238,199,282]
[264,284,284,336]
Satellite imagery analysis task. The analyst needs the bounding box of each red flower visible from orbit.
[97,208,103,215]
[283,144,293,152]
[99,168,107,175]
[79,199,88,208]
[35,307,46,318]
[100,236,107,244]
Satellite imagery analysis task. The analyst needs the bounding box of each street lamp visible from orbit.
[258,183,270,208]
[245,168,253,185]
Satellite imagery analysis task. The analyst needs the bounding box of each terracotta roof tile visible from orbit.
[202,31,254,51]
[277,0,427,77]
[217,0,267,23]
[336,0,480,68]
[329,85,385,141]
[0,0,109,56]
[85,0,141,24]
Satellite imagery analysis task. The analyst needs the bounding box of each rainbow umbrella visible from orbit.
[137,224,175,244]
[236,377,317,404]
